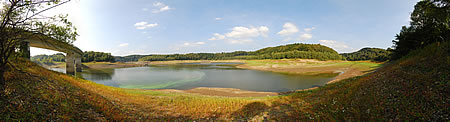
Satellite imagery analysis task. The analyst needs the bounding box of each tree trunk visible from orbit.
[0,68,5,87]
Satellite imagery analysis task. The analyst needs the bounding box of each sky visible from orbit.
[30,0,419,56]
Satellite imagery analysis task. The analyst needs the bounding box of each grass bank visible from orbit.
[1,42,448,120]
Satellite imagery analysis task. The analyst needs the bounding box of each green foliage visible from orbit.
[257,50,343,60]
[255,43,338,54]
[0,0,77,83]
[82,51,115,62]
[31,53,65,63]
[341,48,391,61]
[115,55,150,62]
[31,51,116,63]
[139,43,344,61]
[391,0,450,60]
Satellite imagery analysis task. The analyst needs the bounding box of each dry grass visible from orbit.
[1,42,447,120]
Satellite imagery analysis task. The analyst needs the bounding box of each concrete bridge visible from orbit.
[19,34,83,75]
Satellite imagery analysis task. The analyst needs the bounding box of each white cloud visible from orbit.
[152,2,172,13]
[134,21,158,29]
[318,40,352,52]
[153,2,164,7]
[209,26,269,44]
[215,17,222,20]
[299,33,312,41]
[119,43,129,47]
[303,27,315,33]
[277,22,299,36]
[181,41,206,47]
[225,26,269,38]
[277,22,315,42]
[142,8,149,11]
[159,6,171,12]
[209,33,225,40]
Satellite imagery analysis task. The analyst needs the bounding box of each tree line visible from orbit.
[340,48,391,62]
[390,0,449,60]
[31,53,66,63]
[114,55,150,62]
[31,51,116,63]
[82,51,115,62]
[139,43,344,61]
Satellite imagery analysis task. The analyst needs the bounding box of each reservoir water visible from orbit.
[53,63,338,92]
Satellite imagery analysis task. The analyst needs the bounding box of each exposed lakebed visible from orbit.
[53,62,338,92]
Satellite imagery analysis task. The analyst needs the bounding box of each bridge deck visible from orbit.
[26,34,82,55]
[23,33,83,75]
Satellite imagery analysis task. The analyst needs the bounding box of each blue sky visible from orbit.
[31,0,419,56]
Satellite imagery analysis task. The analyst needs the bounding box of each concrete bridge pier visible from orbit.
[66,53,75,75]
[75,55,82,72]
[66,53,82,75]
[19,41,31,59]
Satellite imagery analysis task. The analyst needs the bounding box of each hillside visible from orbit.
[270,41,449,120]
[0,59,123,120]
[139,43,344,61]
[254,43,338,54]
[0,42,448,120]
[341,48,391,61]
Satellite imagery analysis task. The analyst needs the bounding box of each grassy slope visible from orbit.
[0,60,124,121]
[269,42,448,120]
[0,42,448,120]
[1,59,271,120]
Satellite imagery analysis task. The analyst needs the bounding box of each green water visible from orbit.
[71,63,338,92]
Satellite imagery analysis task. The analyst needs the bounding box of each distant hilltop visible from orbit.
[132,43,345,61]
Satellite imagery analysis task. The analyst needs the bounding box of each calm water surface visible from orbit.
[53,63,337,92]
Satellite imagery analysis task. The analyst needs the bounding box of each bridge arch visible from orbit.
[20,34,83,75]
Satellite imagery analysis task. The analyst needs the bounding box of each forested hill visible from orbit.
[255,43,338,54]
[31,53,66,62]
[114,55,150,62]
[31,51,115,63]
[340,48,391,61]
[137,43,344,61]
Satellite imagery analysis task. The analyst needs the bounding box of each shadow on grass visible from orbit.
[362,62,387,73]
[231,102,269,121]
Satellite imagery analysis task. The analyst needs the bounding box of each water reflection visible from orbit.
[77,68,114,81]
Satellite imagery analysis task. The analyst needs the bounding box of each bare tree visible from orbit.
[0,0,77,85]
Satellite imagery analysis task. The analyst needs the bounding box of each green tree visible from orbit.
[0,0,77,84]
[341,48,391,61]
[82,51,115,62]
[391,0,449,59]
